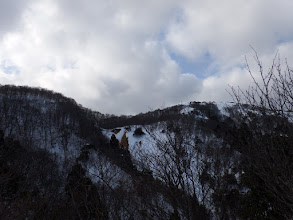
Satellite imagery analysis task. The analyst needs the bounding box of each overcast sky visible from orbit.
[0,0,293,115]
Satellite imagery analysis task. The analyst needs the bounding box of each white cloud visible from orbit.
[0,0,293,114]
[166,0,293,66]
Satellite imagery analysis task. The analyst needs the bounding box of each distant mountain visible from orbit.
[0,85,292,219]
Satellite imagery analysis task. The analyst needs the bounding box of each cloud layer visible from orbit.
[0,0,293,114]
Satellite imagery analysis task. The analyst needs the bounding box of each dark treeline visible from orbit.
[98,102,222,129]
[98,105,184,129]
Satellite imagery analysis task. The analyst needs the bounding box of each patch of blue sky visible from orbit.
[155,35,218,78]
[276,36,293,45]
[1,60,20,75]
[154,8,216,79]
[169,52,217,79]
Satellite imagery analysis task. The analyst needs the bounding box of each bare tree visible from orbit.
[230,48,293,117]
[230,49,293,219]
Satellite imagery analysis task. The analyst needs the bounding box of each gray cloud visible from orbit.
[0,0,31,35]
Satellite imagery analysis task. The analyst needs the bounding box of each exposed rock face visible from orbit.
[120,131,129,150]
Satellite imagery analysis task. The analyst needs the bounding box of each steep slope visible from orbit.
[0,85,106,169]
[102,101,238,214]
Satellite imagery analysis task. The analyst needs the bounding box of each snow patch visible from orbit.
[180,106,194,115]
[216,102,234,116]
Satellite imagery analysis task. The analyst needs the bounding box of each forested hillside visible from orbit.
[0,84,292,219]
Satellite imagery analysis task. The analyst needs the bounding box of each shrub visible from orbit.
[133,127,145,136]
